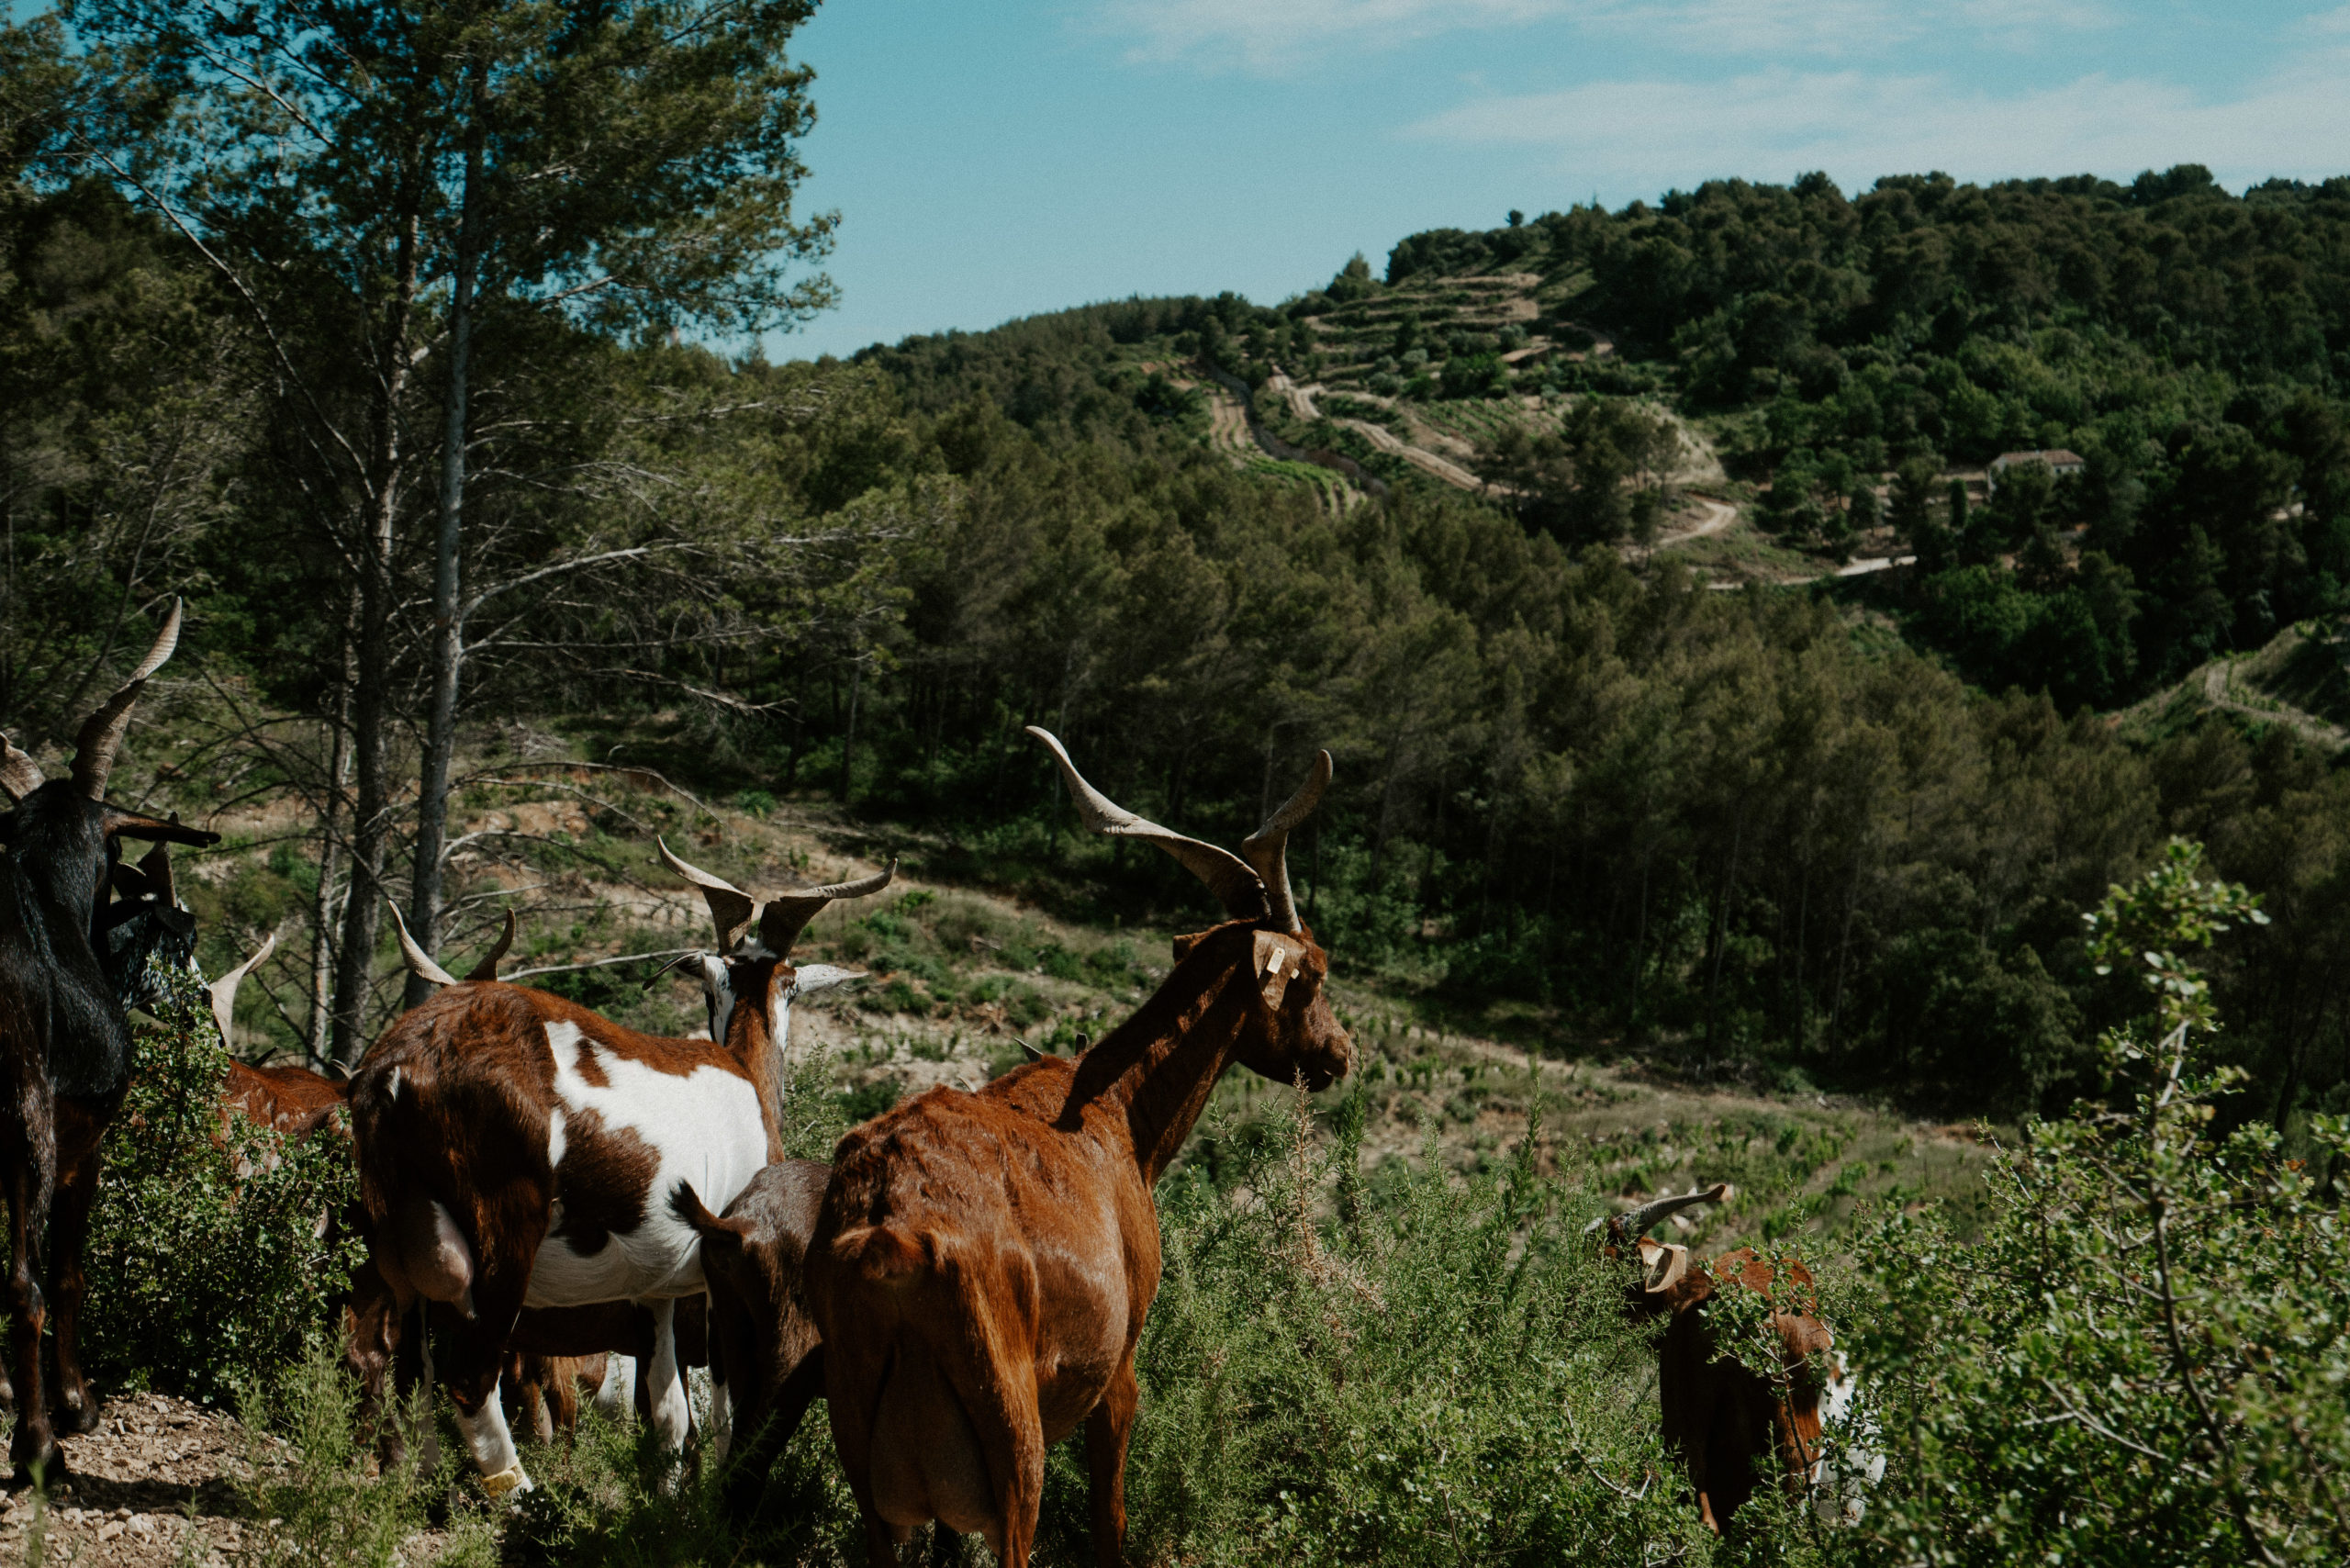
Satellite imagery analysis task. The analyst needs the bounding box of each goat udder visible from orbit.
[396,1198,477,1314]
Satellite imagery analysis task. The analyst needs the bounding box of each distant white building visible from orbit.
[1986,449,2086,491]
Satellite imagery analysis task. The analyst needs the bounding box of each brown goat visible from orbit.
[673,1159,830,1519]
[807,728,1351,1567]
[1594,1188,1866,1532]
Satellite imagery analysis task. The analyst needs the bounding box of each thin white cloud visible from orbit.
[1095,0,2115,73]
[1099,0,1569,72]
[1407,58,2350,191]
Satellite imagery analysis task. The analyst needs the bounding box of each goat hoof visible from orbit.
[6,1446,67,1492]
[52,1398,100,1436]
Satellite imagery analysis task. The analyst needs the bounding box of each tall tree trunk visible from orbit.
[306,609,356,1067]
[330,206,422,1064]
[406,108,484,1009]
[839,658,861,803]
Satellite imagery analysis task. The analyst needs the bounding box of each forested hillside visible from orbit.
[7,6,2349,1145]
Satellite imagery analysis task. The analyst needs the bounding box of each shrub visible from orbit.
[84,963,362,1405]
[1853,840,2350,1565]
[235,1335,477,1568]
[1036,1084,1715,1566]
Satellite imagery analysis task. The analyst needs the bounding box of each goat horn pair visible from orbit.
[655,837,897,956]
[388,903,518,988]
[1025,726,1332,934]
[0,600,176,803]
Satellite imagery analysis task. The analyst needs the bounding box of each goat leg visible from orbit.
[1082,1361,1138,1568]
[43,1108,109,1436]
[5,1130,60,1484]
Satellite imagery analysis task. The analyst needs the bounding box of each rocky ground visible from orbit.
[0,1392,250,1564]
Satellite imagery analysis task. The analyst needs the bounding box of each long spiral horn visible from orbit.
[1240,749,1332,935]
[72,599,183,801]
[1024,726,1268,923]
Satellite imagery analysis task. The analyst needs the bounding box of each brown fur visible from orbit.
[674,1159,830,1520]
[809,919,1351,1566]
[500,1352,608,1443]
[1638,1249,1833,1532]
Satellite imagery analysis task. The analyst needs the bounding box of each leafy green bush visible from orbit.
[84,964,362,1404]
[1853,841,2350,1565]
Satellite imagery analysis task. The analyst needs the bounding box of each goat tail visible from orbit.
[829,1222,931,1288]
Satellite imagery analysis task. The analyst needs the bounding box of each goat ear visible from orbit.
[1252,929,1304,1011]
[1638,1238,1689,1295]
[1170,931,1208,963]
[789,963,866,998]
[102,809,220,849]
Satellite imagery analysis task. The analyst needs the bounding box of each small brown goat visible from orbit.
[1594,1187,1874,1531]
[674,1159,831,1519]
[807,728,1351,1567]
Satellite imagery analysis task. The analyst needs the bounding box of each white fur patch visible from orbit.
[546,1106,567,1170]
[1810,1351,1885,1526]
[455,1390,531,1491]
[646,1298,690,1450]
[521,1020,767,1308]
[594,1354,636,1424]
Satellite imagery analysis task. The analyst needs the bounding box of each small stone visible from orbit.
[97,1519,125,1540]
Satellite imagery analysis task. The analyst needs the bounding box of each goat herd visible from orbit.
[0,602,1878,1563]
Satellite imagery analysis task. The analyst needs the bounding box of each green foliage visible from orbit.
[1059,1086,1716,1566]
[1853,843,2350,1566]
[84,964,361,1405]
[235,1336,475,1568]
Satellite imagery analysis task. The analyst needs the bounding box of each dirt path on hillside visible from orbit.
[1276,375,1492,492]
[2200,660,2350,749]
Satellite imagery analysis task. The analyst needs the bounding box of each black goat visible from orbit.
[0,601,218,1482]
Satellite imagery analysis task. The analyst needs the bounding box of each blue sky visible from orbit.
[771,0,2350,361]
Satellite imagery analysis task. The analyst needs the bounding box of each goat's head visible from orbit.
[654,838,891,1054]
[1584,1183,1735,1313]
[95,841,279,1047]
[0,600,219,924]
[1026,726,1352,1092]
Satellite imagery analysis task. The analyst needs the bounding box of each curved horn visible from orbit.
[464,910,517,982]
[1240,748,1332,935]
[756,859,896,957]
[208,931,277,1047]
[386,901,460,987]
[1024,726,1267,923]
[657,837,757,952]
[0,735,41,803]
[1608,1182,1733,1244]
[72,598,183,801]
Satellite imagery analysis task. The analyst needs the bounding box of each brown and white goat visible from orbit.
[807,727,1352,1567]
[0,601,219,1481]
[346,844,888,1495]
[1593,1187,1879,1531]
